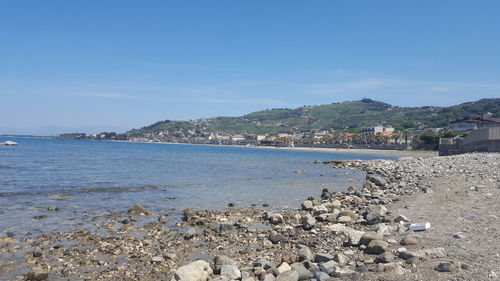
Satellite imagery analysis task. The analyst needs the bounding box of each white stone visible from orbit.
[171,260,213,281]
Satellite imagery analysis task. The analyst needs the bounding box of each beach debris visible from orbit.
[452,232,465,239]
[294,170,301,174]
[409,222,431,231]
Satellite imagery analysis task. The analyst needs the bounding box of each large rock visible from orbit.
[290,263,313,281]
[275,270,299,281]
[301,200,313,211]
[26,270,49,281]
[366,174,388,187]
[365,240,388,255]
[400,234,421,245]
[171,260,213,281]
[301,214,316,230]
[268,230,284,244]
[214,256,239,273]
[318,260,338,275]
[220,264,241,280]
[375,252,394,263]
[270,214,284,224]
[314,253,333,263]
[298,247,314,261]
[360,232,383,246]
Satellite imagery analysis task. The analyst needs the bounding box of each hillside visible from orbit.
[127,98,500,136]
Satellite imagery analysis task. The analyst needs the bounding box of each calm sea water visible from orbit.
[0,137,393,236]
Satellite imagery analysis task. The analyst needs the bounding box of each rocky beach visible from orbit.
[1,152,499,281]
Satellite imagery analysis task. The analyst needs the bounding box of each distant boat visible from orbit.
[0,141,18,146]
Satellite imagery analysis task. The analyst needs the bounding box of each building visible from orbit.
[439,127,500,156]
[360,125,395,137]
[451,116,500,132]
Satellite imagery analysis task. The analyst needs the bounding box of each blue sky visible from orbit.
[1,0,499,135]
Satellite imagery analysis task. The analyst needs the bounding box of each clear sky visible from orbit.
[1,0,499,135]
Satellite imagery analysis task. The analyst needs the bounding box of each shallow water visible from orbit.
[0,137,394,236]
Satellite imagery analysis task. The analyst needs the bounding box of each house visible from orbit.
[360,126,394,137]
[451,116,500,132]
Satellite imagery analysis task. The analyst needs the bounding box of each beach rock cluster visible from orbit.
[0,153,498,280]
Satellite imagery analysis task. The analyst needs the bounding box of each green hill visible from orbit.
[127,98,500,136]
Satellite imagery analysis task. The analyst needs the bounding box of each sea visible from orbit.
[0,137,395,236]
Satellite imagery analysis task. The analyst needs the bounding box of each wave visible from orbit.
[0,185,170,198]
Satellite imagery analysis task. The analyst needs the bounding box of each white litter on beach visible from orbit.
[409,222,431,231]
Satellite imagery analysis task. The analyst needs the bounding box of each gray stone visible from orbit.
[270,213,284,224]
[400,234,421,245]
[452,232,465,239]
[219,223,234,232]
[435,262,457,273]
[374,252,394,263]
[314,253,333,263]
[214,256,239,273]
[366,205,387,216]
[220,264,241,280]
[184,228,197,240]
[333,267,356,277]
[298,246,314,261]
[268,230,284,244]
[262,274,275,281]
[277,262,291,273]
[365,240,388,255]
[301,200,313,210]
[171,260,213,281]
[394,215,410,223]
[318,260,338,275]
[26,270,49,281]
[312,205,328,215]
[333,253,348,266]
[337,216,352,223]
[32,248,43,258]
[331,200,342,209]
[360,232,383,246]
[276,270,299,281]
[290,263,313,281]
[301,214,316,230]
[314,271,330,281]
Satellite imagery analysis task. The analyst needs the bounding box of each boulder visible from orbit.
[318,260,338,275]
[360,232,383,246]
[275,270,299,281]
[314,253,333,263]
[374,252,394,263]
[298,246,314,261]
[301,214,316,230]
[268,230,284,244]
[171,260,213,281]
[301,200,313,210]
[220,264,241,280]
[290,263,313,281]
[270,214,284,224]
[214,256,239,273]
[400,234,421,245]
[365,240,388,255]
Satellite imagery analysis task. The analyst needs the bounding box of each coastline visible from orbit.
[119,139,438,158]
[1,153,498,280]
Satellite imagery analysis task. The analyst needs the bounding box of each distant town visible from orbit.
[56,114,500,152]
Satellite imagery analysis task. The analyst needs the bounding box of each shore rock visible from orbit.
[171,260,213,281]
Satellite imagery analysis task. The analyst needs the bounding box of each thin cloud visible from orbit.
[72,92,168,101]
[199,98,288,107]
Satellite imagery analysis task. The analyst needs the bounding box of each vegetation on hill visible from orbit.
[127,98,500,136]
